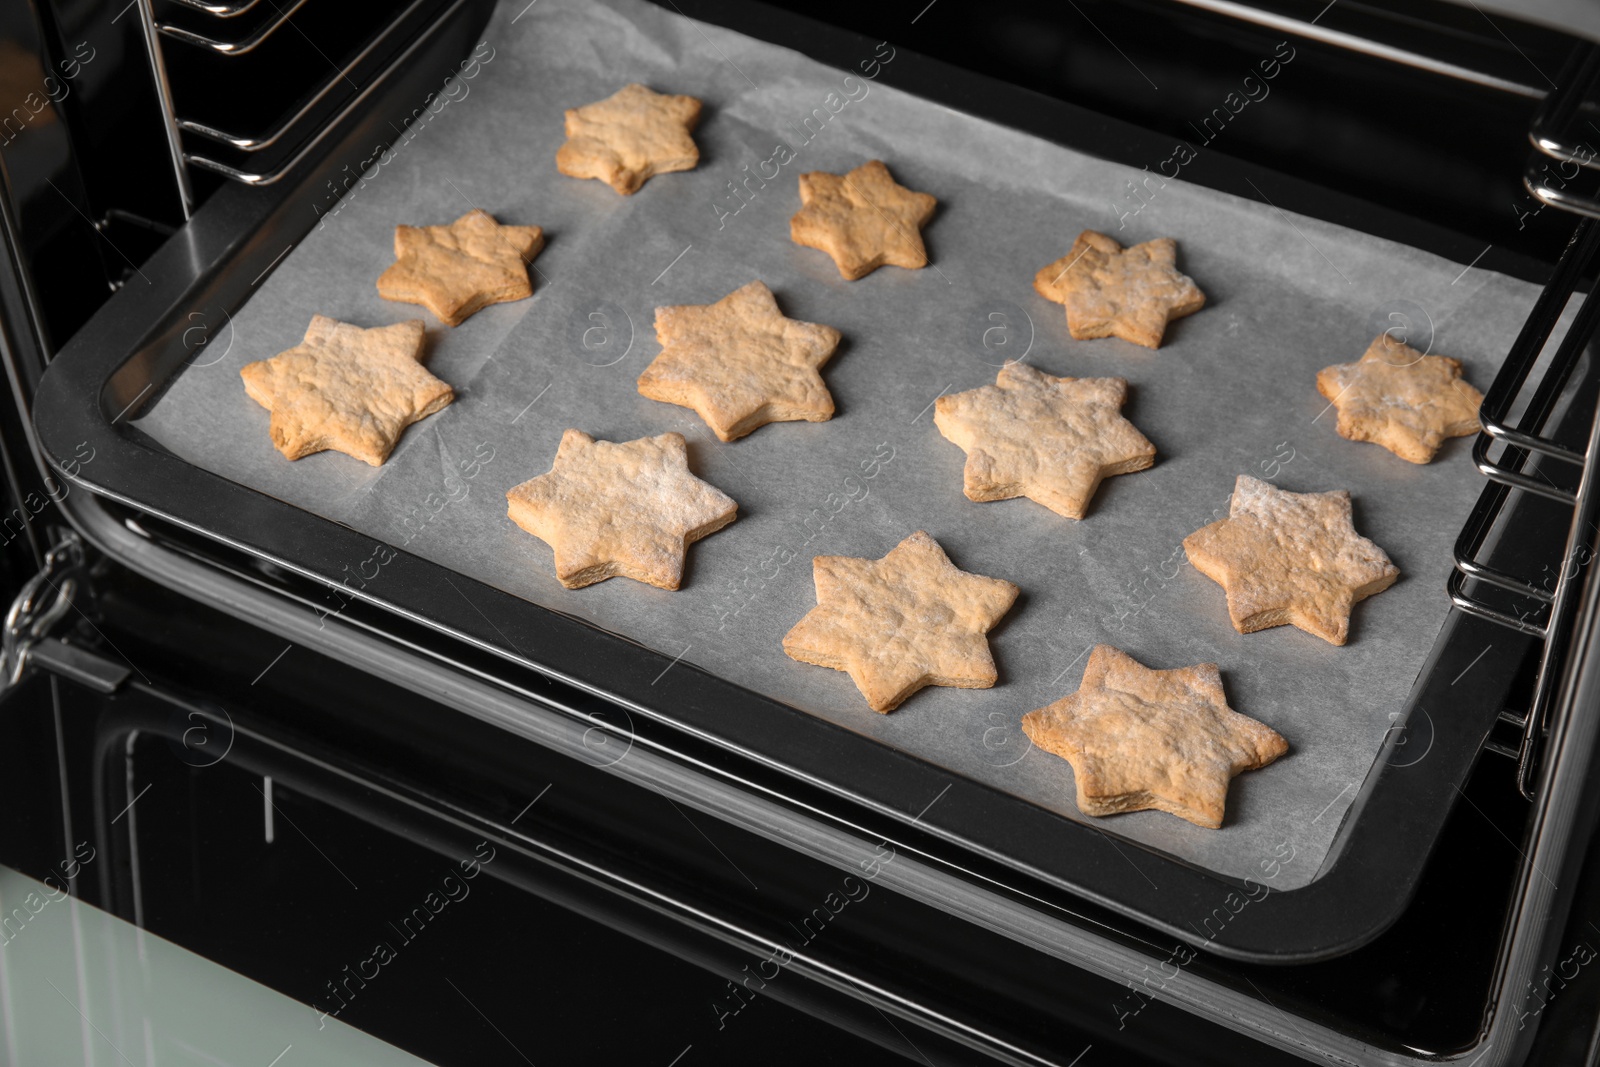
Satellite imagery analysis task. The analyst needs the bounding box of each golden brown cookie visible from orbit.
[1033,230,1205,349]
[637,281,842,442]
[933,363,1155,519]
[789,160,937,281]
[505,430,737,590]
[1021,645,1287,829]
[782,531,1018,712]
[555,83,701,195]
[1316,333,1484,464]
[1183,475,1399,646]
[376,209,545,327]
[240,315,451,466]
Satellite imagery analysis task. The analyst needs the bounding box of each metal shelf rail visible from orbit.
[133,0,462,215]
[1452,46,1600,798]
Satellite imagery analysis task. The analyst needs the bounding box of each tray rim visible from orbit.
[29,0,1563,963]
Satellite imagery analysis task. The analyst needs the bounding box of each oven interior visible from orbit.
[4,0,1600,1063]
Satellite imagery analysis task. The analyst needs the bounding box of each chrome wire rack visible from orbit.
[1452,44,1600,799]
[135,0,464,215]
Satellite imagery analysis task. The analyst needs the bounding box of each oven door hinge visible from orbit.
[1,531,130,694]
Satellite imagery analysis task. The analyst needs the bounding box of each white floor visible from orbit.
[0,865,433,1066]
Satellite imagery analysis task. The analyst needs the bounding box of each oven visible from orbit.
[3,0,1600,1063]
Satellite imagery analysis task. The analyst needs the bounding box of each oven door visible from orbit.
[1,564,1112,1066]
[0,514,1598,1067]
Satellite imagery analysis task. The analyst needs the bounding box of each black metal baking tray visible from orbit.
[31,0,1579,962]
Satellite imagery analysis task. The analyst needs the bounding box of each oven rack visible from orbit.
[1528,41,1600,219]
[163,0,262,16]
[1451,52,1600,798]
[173,0,443,154]
[153,0,310,55]
[135,0,463,215]
[1448,222,1599,796]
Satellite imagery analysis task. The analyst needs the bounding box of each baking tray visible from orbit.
[30,0,1580,961]
[122,0,1561,892]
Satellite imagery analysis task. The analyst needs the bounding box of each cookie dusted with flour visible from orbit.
[1033,230,1205,349]
[555,84,701,195]
[1316,333,1483,463]
[789,160,937,280]
[1183,475,1399,646]
[505,430,736,590]
[377,209,545,326]
[240,315,452,466]
[933,363,1156,519]
[1022,645,1287,829]
[638,281,842,441]
[782,531,1018,712]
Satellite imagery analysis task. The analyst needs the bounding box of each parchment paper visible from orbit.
[133,0,1565,889]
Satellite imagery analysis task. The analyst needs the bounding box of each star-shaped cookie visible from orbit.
[789,160,938,281]
[782,531,1018,712]
[1033,230,1206,349]
[933,363,1156,519]
[505,429,737,590]
[1183,475,1400,646]
[637,281,842,442]
[240,315,452,466]
[555,83,701,195]
[1316,333,1484,463]
[376,209,545,327]
[1021,645,1287,829]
